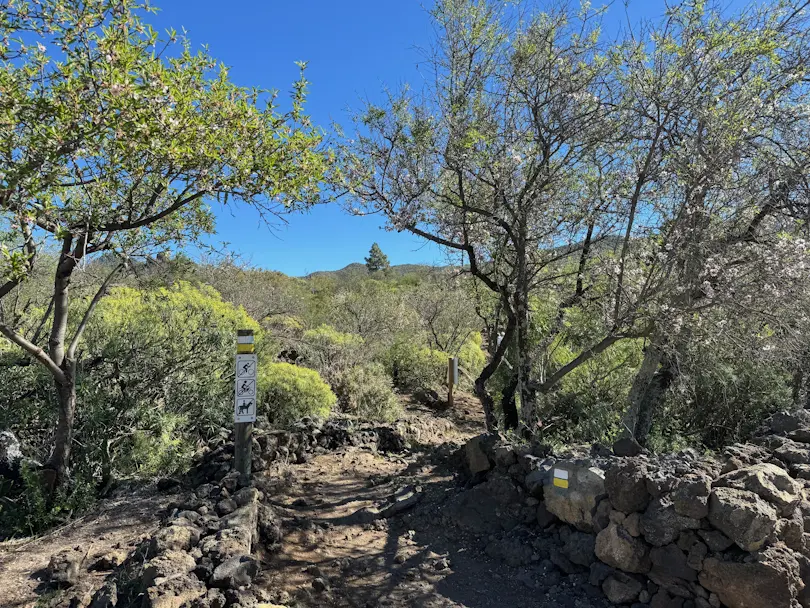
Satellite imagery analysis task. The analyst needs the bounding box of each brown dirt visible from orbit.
[0,392,587,608]
[254,394,561,607]
[0,488,180,608]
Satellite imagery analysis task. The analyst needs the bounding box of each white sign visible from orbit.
[234,354,257,422]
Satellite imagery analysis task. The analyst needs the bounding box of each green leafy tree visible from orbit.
[0,0,328,487]
[365,243,390,273]
[341,0,618,430]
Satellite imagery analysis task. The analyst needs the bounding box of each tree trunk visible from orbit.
[500,372,519,430]
[514,295,535,429]
[621,340,664,438]
[621,338,677,446]
[514,223,535,431]
[45,363,76,490]
[793,368,804,408]
[634,352,676,446]
[474,378,498,431]
[44,237,79,489]
[474,311,516,431]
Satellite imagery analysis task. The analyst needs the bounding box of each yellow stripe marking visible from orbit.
[553,478,569,489]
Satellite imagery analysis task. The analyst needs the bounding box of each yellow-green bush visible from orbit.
[338,363,402,422]
[458,332,486,380]
[300,324,365,382]
[265,314,304,332]
[258,361,336,425]
[383,337,449,390]
[91,281,260,354]
[303,324,364,348]
[77,282,260,478]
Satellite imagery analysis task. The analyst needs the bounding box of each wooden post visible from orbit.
[234,329,255,486]
[447,357,455,408]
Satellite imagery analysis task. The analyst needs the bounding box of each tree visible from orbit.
[365,243,390,273]
[341,0,622,429]
[411,274,479,354]
[611,0,810,444]
[342,0,810,440]
[0,0,328,487]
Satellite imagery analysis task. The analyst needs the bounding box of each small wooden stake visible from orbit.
[234,329,254,485]
[447,357,455,408]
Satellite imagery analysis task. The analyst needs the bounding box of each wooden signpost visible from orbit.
[447,357,459,408]
[234,329,256,484]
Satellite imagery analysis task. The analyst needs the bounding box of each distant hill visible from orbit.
[304,262,448,280]
[302,235,625,281]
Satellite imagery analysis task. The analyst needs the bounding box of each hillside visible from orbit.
[304,262,449,281]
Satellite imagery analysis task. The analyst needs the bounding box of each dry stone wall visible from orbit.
[44,417,409,608]
[464,410,810,608]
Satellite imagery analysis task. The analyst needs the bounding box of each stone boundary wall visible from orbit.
[45,417,409,608]
[464,410,810,608]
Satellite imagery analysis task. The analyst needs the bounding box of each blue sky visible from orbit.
[146,0,746,276]
[147,0,439,276]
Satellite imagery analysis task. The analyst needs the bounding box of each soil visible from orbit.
[0,393,606,608]
[255,394,602,608]
[0,487,180,608]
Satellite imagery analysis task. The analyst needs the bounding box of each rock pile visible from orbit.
[463,409,810,608]
[187,417,406,486]
[47,466,275,608]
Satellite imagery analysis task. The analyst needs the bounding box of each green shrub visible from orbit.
[301,324,365,382]
[383,337,449,390]
[266,314,304,331]
[338,363,402,422]
[654,353,792,450]
[533,338,643,444]
[458,332,487,381]
[75,282,260,478]
[259,362,336,425]
[117,413,195,477]
[0,465,96,539]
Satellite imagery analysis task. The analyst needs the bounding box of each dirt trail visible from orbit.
[0,394,607,608]
[255,395,597,608]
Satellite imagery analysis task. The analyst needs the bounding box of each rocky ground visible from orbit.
[0,394,610,608]
[253,396,608,608]
[0,488,182,608]
[4,395,810,608]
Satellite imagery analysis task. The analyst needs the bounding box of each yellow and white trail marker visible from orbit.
[553,468,569,489]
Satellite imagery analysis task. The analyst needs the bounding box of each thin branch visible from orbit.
[95,190,208,232]
[29,296,54,346]
[0,322,66,384]
[67,263,124,360]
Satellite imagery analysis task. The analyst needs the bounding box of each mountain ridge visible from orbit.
[303,262,447,280]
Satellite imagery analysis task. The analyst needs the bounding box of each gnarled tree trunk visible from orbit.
[500,372,519,430]
[43,242,79,489]
[474,313,516,431]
